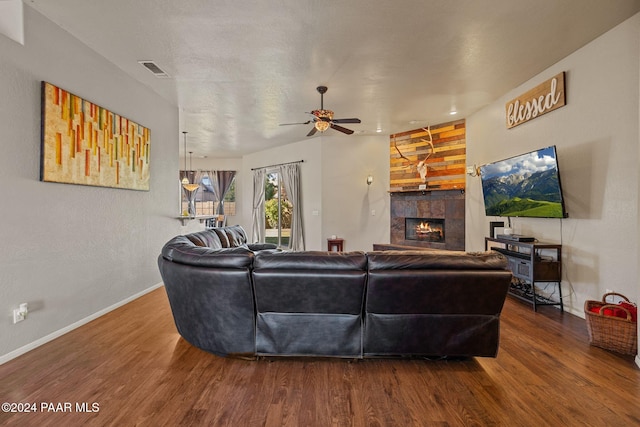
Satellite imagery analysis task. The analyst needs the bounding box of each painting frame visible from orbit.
[40,81,150,191]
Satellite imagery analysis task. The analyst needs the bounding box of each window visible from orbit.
[180,173,236,217]
[198,176,236,216]
[264,171,291,247]
[222,179,236,216]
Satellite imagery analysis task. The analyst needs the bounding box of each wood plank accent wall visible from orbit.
[389,119,466,192]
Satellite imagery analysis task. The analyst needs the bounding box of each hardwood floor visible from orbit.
[1,287,638,426]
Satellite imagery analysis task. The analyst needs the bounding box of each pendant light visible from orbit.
[181,131,199,192]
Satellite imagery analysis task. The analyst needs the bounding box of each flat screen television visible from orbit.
[480,146,567,218]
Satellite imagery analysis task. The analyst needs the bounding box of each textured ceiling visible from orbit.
[29,0,640,158]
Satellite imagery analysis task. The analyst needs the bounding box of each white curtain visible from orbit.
[200,170,216,193]
[251,168,266,243]
[194,170,207,187]
[279,163,305,251]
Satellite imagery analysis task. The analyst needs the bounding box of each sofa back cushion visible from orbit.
[161,235,254,268]
[185,230,223,249]
[211,228,230,247]
[367,250,508,271]
[365,250,512,315]
[253,251,368,314]
[208,224,247,248]
[224,225,248,247]
[181,225,249,250]
[252,251,368,357]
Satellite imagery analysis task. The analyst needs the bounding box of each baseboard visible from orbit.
[636,354,640,369]
[0,282,164,365]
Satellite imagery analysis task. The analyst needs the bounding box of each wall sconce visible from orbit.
[366,175,374,185]
[466,165,480,177]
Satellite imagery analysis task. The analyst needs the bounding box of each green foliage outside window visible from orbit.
[265,198,292,229]
[224,180,236,202]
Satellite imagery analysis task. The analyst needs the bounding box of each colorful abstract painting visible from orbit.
[40,82,150,191]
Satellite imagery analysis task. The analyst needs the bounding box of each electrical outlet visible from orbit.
[12,303,28,324]
[13,309,25,323]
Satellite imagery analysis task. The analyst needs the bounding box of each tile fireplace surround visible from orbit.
[390,190,465,251]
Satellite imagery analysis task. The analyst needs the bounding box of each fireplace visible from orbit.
[390,190,464,251]
[405,218,445,243]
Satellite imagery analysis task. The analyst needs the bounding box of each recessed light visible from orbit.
[376,128,382,133]
[449,111,458,115]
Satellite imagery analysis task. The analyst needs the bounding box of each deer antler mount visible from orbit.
[393,126,434,183]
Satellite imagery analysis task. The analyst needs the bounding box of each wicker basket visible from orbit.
[584,293,637,355]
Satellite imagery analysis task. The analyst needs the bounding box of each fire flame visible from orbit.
[417,222,432,232]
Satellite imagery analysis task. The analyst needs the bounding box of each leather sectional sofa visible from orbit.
[158,226,512,359]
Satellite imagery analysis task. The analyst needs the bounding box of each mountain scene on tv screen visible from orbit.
[481,148,564,218]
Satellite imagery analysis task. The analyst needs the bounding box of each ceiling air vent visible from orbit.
[138,60,170,78]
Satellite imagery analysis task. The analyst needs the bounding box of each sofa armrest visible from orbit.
[247,243,279,251]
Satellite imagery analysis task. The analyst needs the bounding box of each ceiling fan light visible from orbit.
[313,109,334,120]
[315,121,330,132]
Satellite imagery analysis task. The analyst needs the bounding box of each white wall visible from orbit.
[321,135,390,251]
[466,13,640,318]
[241,134,390,251]
[0,6,181,362]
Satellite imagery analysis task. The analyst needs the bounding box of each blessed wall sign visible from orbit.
[506,72,565,129]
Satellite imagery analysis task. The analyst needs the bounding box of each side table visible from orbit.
[327,238,344,252]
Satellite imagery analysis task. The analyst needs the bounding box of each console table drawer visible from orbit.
[508,258,560,281]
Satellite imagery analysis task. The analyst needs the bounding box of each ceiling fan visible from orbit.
[280,86,361,137]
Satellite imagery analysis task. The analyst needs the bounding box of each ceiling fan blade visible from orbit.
[330,124,354,135]
[279,120,311,126]
[306,126,318,137]
[332,118,361,124]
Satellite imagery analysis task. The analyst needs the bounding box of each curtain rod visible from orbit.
[251,159,304,171]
